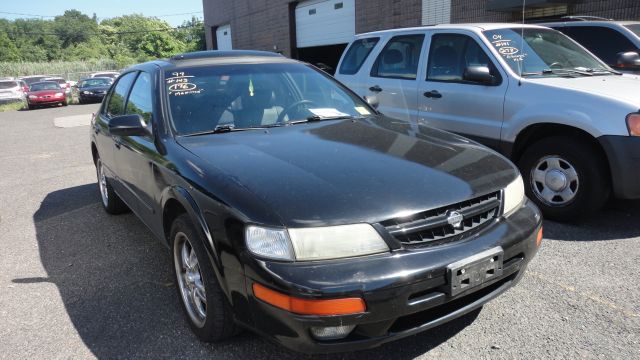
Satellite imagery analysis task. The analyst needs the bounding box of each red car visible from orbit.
[27,81,68,109]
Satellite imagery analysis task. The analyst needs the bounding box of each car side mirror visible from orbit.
[364,95,379,109]
[616,51,640,69]
[463,66,496,85]
[109,114,150,137]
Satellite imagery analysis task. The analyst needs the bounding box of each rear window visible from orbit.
[0,81,17,90]
[339,38,380,75]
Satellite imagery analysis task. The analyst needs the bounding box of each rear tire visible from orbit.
[171,214,239,342]
[518,136,609,221]
[96,157,129,214]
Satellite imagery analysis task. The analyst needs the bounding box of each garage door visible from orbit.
[295,0,355,48]
[216,24,232,50]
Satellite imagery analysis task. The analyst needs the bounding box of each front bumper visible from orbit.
[28,97,65,105]
[79,93,106,101]
[598,135,640,199]
[242,200,542,354]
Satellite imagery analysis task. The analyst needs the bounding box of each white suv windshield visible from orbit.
[483,28,610,76]
[625,24,640,37]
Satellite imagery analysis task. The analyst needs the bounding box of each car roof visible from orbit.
[82,77,112,81]
[356,23,548,37]
[128,50,296,72]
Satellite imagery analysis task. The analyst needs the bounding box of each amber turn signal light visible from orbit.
[627,113,640,136]
[252,283,366,316]
[536,226,543,247]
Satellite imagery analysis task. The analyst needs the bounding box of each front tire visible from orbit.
[518,136,609,221]
[171,214,238,342]
[96,157,129,214]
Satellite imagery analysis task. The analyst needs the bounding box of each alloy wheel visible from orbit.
[174,232,207,328]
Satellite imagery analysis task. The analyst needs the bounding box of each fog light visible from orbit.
[309,325,355,340]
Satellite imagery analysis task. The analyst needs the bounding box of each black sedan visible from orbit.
[78,77,113,103]
[90,50,542,354]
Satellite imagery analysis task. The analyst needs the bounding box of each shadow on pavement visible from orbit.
[544,199,640,241]
[23,183,478,359]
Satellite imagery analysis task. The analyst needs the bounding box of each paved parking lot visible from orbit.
[0,105,638,359]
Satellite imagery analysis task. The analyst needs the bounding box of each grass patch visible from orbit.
[0,101,26,112]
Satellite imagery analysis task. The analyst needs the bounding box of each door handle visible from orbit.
[423,90,442,99]
[369,85,382,92]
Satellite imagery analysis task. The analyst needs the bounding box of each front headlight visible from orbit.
[83,91,91,95]
[54,92,63,97]
[627,113,640,136]
[28,95,37,99]
[246,224,389,261]
[503,174,525,216]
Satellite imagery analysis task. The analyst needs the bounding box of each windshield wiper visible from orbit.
[285,115,362,125]
[182,124,278,137]
[543,68,593,76]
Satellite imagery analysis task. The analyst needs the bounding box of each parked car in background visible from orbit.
[336,23,640,221]
[78,77,113,103]
[19,75,50,86]
[89,71,120,79]
[26,81,68,109]
[43,77,72,94]
[541,17,640,74]
[90,50,542,354]
[0,79,29,104]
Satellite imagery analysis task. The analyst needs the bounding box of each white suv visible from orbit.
[335,23,640,221]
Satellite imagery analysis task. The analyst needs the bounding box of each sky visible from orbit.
[0,0,204,26]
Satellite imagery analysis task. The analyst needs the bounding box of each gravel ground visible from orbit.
[0,105,638,359]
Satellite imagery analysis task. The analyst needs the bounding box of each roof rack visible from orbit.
[170,50,284,61]
[560,16,613,22]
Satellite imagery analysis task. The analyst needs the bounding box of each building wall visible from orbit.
[355,0,422,33]
[451,0,640,23]
[203,0,294,56]
[203,0,640,57]
[202,0,424,57]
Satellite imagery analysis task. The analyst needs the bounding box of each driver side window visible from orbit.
[427,34,499,83]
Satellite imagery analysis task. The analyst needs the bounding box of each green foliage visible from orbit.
[0,9,205,77]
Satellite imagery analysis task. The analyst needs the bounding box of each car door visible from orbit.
[364,33,427,122]
[111,71,163,234]
[94,72,138,201]
[418,31,508,149]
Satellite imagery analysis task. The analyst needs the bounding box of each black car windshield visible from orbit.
[483,28,609,76]
[80,78,111,87]
[165,62,373,135]
[625,24,640,37]
[30,82,60,91]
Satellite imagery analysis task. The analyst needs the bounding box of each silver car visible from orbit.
[0,79,28,104]
[336,23,640,221]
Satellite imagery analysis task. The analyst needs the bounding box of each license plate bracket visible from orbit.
[447,247,503,297]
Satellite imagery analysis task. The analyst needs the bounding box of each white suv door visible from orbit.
[363,33,428,122]
[418,31,508,148]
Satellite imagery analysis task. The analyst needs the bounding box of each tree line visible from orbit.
[0,10,205,68]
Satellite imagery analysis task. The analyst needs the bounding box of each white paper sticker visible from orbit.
[354,106,371,115]
[308,108,349,117]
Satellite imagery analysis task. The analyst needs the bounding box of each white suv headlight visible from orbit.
[245,224,389,261]
[503,174,525,216]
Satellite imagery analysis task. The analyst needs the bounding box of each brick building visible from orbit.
[202,0,640,69]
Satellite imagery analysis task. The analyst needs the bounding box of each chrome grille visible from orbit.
[381,191,501,247]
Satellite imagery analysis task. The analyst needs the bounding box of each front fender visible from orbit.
[160,185,231,298]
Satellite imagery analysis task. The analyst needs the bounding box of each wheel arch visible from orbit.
[160,186,230,297]
[91,142,98,165]
[511,123,608,166]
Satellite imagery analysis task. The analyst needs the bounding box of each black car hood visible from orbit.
[80,85,110,92]
[177,117,517,227]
